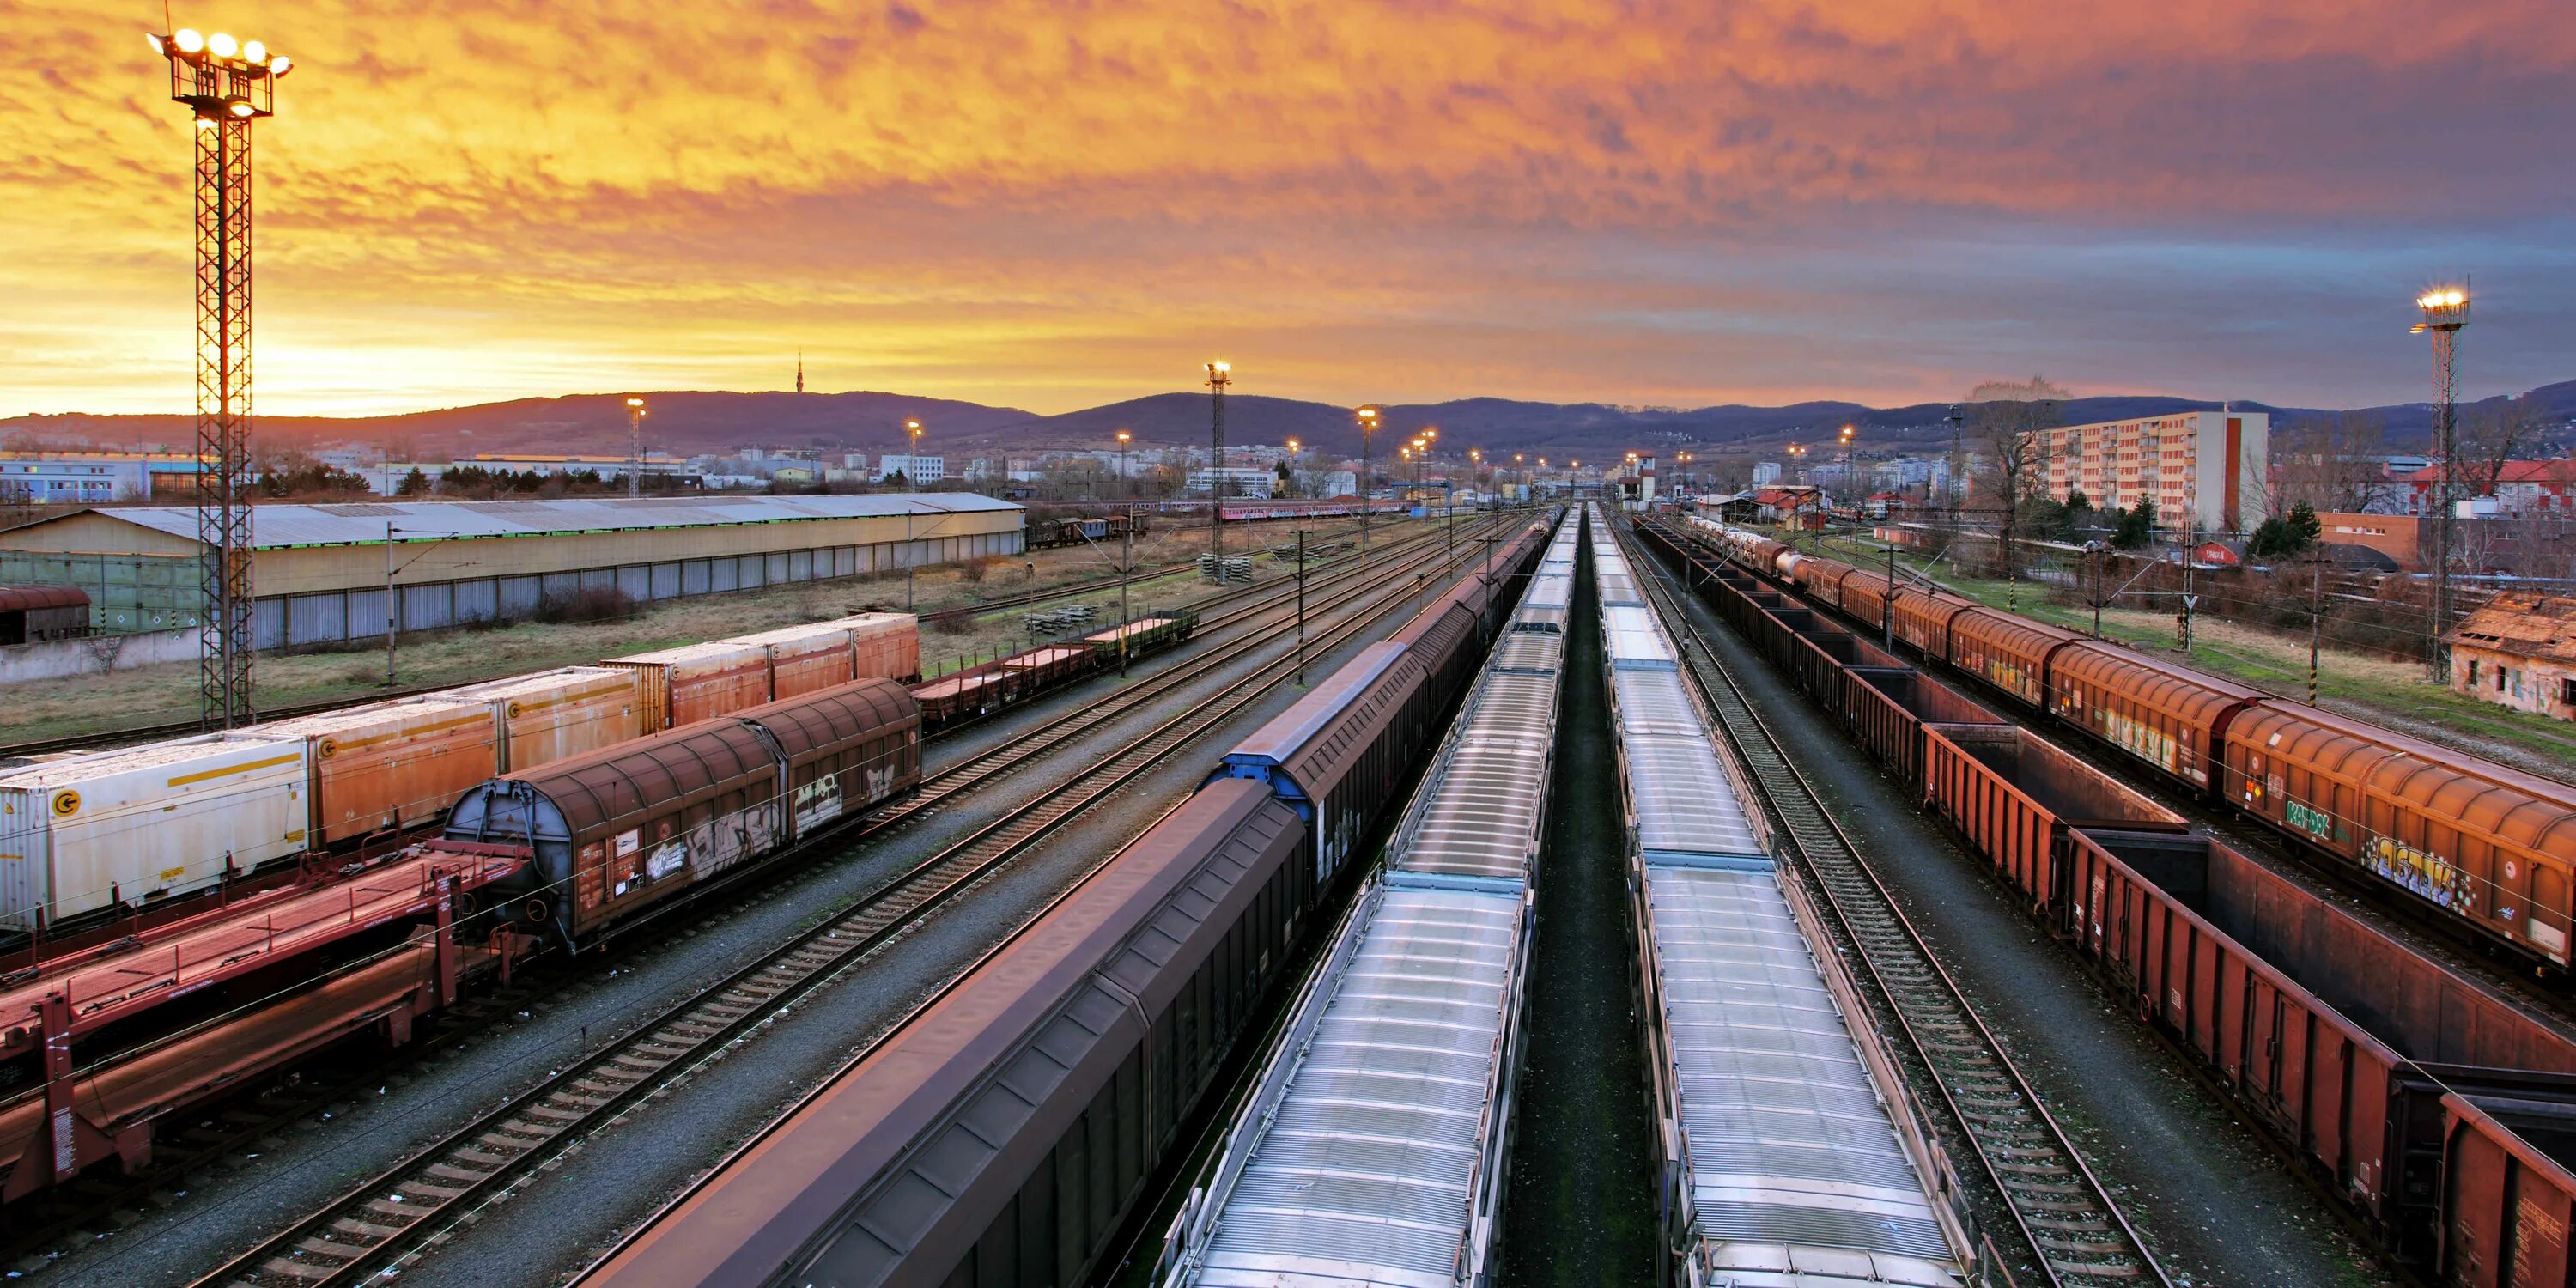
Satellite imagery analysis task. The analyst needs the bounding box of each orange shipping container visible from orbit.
[724,623,859,702]
[440,667,644,772]
[823,612,920,682]
[235,699,500,846]
[605,641,776,730]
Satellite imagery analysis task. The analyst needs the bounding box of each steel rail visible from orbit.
[0,517,1450,761]
[0,523,1480,1265]
[1614,515,2171,1288]
[189,515,1519,1288]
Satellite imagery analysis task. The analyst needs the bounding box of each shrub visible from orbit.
[533,586,637,623]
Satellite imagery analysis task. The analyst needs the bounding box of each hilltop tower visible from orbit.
[796,350,805,394]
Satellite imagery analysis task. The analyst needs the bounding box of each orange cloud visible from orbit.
[3,0,2572,417]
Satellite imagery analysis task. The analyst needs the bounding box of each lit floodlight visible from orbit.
[173,27,204,52]
[207,32,236,57]
[243,39,264,63]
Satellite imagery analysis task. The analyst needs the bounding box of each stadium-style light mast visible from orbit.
[2413,284,2470,683]
[149,23,293,729]
[1206,361,1231,565]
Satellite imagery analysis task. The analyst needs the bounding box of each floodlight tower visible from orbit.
[1355,405,1382,570]
[624,397,648,498]
[150,25,292,730]
[2413,284,2470,683]
[1206,361,1230,561]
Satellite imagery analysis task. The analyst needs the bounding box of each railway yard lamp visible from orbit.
[151,22,293,728]
[902,419,925,611]
[1356,405,1382,570]
[624,397,648,498]
[1206,361,1231,562]
[2414,285,2470,684]
[1115,429,1131,499]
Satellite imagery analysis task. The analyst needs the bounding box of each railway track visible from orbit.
[1613,518,2171,1288]
[185,516,1519,1288]
[0,524,1486,1262]
[0,518,1436,762]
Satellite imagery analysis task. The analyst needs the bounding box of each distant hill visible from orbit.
[11,379,2573,464]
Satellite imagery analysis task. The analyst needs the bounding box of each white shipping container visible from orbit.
[0,735,312,930]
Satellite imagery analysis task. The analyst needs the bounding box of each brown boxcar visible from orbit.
[442,667,647,773]
[1921,722,2184,910]
[2223,702,2576,966]
[2046,642,2263,793]
[578,773,1313,1288]
[440,677,920,945]
[1795,557,1857,610]
[1945,609,2073,710]
[1838,569,1895,634]
[1890,588,1980,660]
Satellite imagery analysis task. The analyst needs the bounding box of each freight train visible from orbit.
[0,607,1200,948]
[574,513,1558,1288]
[1632,513,2576,1286]
[1683,515,2576,973]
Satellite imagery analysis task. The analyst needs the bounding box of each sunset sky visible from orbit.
[7,0,2573,418]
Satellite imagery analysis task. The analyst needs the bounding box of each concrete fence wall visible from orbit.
[0,628,200,684]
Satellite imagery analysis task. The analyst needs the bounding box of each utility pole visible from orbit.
[1293,527,1308,685]
[155,24,292,729]
[2310,544,2324,706]
[2090,543,2106,639]
[386,522,397,689]
[1883,519,1897,649]
[2414,286,2470,684]
[2179,517,2197,652]
[1206,361,1230,565]
[624,397,647,498]
[1119,507,1133,677]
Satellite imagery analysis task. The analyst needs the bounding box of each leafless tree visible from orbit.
[1966,375,2070,572]
[2270,410,2393,517]
[2457,394,2549,498]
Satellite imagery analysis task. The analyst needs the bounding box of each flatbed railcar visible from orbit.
[1675,515,2576,974]
[1636,514,2576,1287]
[574,516,1567,1288]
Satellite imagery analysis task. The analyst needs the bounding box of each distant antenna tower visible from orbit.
[796,349,805,395]
[150,22,295,729]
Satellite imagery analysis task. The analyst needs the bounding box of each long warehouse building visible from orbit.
[0,494,1023,646]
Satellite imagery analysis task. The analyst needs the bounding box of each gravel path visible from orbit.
[1662,562,2397,1288]
[29,558,1476,1288]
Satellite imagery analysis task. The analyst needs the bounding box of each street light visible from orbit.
[902,419,925,610]
[624,397,647,498]
[1355,404,1382,570]
[1115,428,1131,499]
[2414,284,2470,683]
[1206,361,1231,562]
[1285,438,1301,499]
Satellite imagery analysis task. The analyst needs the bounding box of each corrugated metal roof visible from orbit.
[1192,884,1522,1288]
[1645,866,1958,1279]
[49,494,1020,550]
[1397,671,1558,882]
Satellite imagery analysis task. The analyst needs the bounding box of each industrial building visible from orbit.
[0,494,1021,647]
[2449,592,2576,720]
[2028,409,2269,533]
[0,451,207,503]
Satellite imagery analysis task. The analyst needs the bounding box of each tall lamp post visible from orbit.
[624,397,647,498]
[903,419,925,611]
[1115,428,1131,499]
[1285,438,1302,499]
[2414,286,2470,684]
[1206,361,1230,562]
[151,23,293,729]
[1355,405,1381,570]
